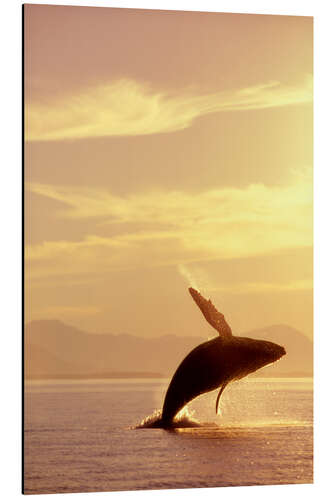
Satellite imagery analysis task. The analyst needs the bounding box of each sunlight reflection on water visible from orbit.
[24,377,313,494]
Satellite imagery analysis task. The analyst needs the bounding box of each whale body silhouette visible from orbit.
[161,288,286,425]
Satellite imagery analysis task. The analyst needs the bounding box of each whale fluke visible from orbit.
[189,287,232,339]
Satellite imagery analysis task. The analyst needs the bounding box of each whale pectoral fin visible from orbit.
[189,288,233,339]
[215,381,228,415]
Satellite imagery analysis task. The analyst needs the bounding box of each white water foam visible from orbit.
[135,406,206,429]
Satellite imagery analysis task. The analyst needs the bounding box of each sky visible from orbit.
[24,5,313,339]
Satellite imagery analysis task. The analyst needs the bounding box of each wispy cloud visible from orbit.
[26,76,312,141]
[177,263,312,294]
[215,279,313,293]
[36,305,102,318]
[26,168,312,280]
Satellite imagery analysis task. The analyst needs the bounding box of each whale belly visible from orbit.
[161,337,228,422]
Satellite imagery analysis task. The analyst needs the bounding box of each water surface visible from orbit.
[24,377,313,494]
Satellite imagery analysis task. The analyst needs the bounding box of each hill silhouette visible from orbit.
[24,320,312,379]
[240,324,313,377]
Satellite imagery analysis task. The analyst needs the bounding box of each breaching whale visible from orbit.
[160,288,286,425]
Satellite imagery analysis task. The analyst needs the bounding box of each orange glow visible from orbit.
[24,5,313,338]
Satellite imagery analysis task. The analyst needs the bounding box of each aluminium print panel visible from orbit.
[24,4,313,495]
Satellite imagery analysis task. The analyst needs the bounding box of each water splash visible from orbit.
[177,264,200,291]
[134,406,202,429]
[177,264,219,297]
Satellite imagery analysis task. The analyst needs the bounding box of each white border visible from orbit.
[8,0,316,15]
[1,1,332,499]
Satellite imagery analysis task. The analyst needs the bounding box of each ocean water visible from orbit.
[24,377,313,494]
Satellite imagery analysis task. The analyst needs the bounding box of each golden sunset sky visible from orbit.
[24,5,313,339]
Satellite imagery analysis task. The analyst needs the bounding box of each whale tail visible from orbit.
[189,287,233,340]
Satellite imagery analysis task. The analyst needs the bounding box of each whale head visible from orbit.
[230,336,286,379]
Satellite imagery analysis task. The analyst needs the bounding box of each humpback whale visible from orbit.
[160,288,286,425]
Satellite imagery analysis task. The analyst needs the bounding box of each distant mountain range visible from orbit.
[24,320,313,379]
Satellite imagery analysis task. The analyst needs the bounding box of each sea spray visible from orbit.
[177,264,200,291]
[134,406,202,429]
[177,264,216,297]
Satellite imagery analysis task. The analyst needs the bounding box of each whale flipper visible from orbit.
[215,381,228,414]
[189,287,232,339]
